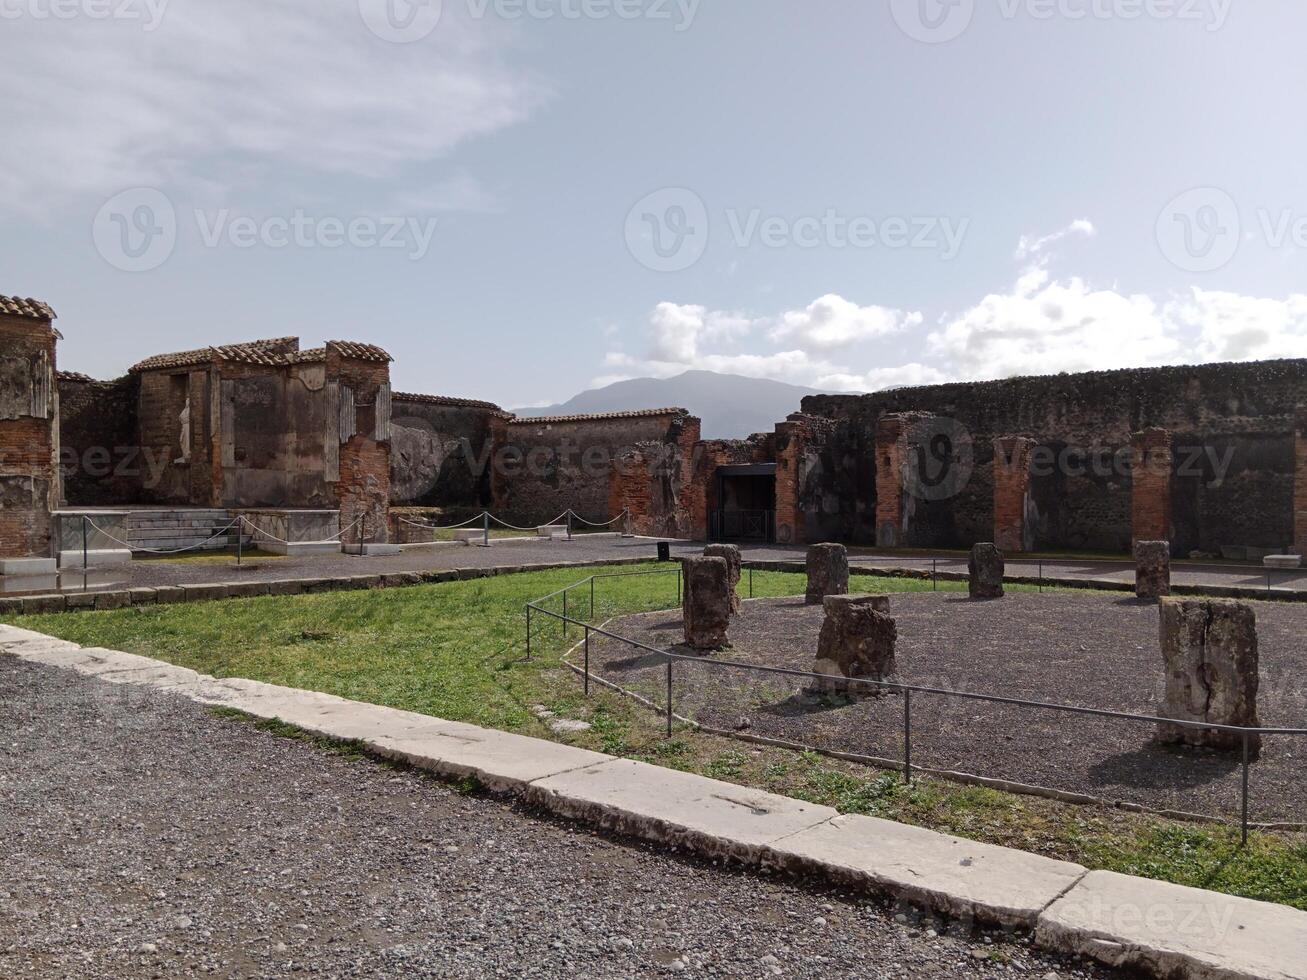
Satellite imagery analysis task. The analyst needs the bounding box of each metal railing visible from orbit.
[524,566,1307,843]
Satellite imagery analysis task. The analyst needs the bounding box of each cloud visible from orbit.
[768,294,922,350]
[0,1,545,213]
[1015,219,1096,260]
[648,302,756,362]
[817,363,951,393]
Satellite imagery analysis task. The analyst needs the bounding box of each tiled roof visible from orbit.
[0,295,56,321]
[327,341,392,363]
[394,391,504,412]
[57,371,95,384]
[508,407,687,425]
[130,337,300,374]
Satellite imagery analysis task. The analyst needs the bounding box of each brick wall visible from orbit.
[1131,428,1173,546]
[873,415,908,546]
[327,349,392,543]
[1297,407,1307,555]
[58,374,139,505]
[0,313,58,558]
[993,436,1036,552]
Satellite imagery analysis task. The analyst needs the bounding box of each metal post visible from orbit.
[903,688,913,785]
[360,514,367,557]
[1241,731,1250,846]
[666,659,673,738]
[1039,562,1044,593]
[237,518,243,566]
[1267,570,1272,594]
[563,590,568,638]
[526,605,532,660]
[749,565,754,599]
[932,559,937,592]
[590,577,595,620]
[584,626,590,696]
[484,511,490,548]
[567,510,573,542]
[676,564,682,606]
[81,515,89,570]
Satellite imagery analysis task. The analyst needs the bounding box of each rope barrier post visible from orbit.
[359,513,367,558]
[81,515,88,570]
[903,688,913,785]
[563,590,568,638]
[525,605,532,661]
[625,509,632,537]
[566,510,573,543]
[1039,562,1044,593]
[484,511,490,549]
[590,576,595,621]
[236,518,243,566]
[584,626,590,697]
[749,565,754,599]
[932,559,937,592]
[666,658,673,738]
[1241,731,1250,846]
[676,563,682,607]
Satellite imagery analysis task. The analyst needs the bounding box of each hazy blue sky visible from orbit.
[3,0,1305,407]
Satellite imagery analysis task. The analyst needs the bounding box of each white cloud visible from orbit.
[0,2,544,213]
[817,363,951,393]
[768,294,922,350]
[647,302,755,362]
[1170,289,1307,362]
[1015,219,1096,260]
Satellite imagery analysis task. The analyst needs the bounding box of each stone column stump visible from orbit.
[704,544,742,615]
[682,556,731,651]
[811,595,897,695]
[1157,597,1260,755]
[968,543,1005,599]
[805,543,849,606]
[1135,540,1172,599]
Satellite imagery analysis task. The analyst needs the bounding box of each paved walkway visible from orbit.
[4,535,1304,599]
[1,655,1118,980]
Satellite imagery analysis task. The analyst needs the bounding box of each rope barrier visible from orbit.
[85,516,243,556]
[236,514,364,546]
[396,513,487,532]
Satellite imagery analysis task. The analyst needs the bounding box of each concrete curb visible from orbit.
[3,626,1304,980]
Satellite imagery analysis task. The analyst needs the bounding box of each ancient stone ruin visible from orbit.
[681,555,731,651]
[805,542,849,605]
[968,542,1004,599]
[703,543,742,615]
[1157,597,1261,754]
[1135,540,1171,599]
[811,594,897,695]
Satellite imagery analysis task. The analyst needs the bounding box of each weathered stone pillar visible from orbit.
[874,416,907,547]
[0,295,60,575]
[993,436,1036,554]
[1134,540,1171,599]
[1131,429,1172,546]
[703,543,742,614]
[1293,406,1307,556]
[682,555,731,650]
[1157,598,1260,754]
[805,542,849,605]
[812,594,897,694]
[968,542,1004,599]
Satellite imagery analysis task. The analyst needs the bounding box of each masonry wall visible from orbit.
[493,412,691,526]
[327,350,393,543]
[390,396,500,508]
[0,313,59,558]
[802,359,1307,553]
[58,374,140,505]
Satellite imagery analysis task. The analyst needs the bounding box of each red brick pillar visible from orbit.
[993,436,1036,553]
[874,416,907,547]
[327,343,393,546]
[0,299,59,564]
[774,419,807,547]
[1294,407,1307,555]
[1131,428,1172,546]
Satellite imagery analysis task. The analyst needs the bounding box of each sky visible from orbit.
[3,0,1306,408]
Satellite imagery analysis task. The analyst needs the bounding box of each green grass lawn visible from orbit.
[6,564,1305,910]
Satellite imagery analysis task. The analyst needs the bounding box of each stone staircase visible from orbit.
[126,509,251,554]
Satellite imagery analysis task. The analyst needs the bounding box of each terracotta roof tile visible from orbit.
[0,295,56,321]
[57,371,95,384]
[508,407,688,425]
[394,391,504,412]
[327,341,392,363]
[130,337,300,374]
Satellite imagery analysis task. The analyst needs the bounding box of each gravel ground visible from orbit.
[591,593,1307,823]
[4,536,1305,597]
[0,657,1132,980]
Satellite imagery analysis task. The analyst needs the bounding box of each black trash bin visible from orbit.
[657,542,671,562]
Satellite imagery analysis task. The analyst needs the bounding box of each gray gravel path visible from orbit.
[0,657,1130,979]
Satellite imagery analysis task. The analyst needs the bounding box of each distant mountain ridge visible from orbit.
[515,370,850,439]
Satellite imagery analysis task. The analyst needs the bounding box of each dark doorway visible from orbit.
[712,464,776,542]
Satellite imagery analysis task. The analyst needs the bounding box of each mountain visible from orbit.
[514,371,852,439]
